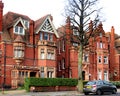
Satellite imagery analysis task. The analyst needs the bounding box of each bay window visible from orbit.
[14,46,24,58]
[47,49,55,60]
[40,49,45,59]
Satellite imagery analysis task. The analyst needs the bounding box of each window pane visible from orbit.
[84,54,89,62]
[41,52,45,59]
[41,72,44,78]
[14,50,17,57]
[47,52,51,59]
[15,26,18,33]
[98,56,102,63]
[20,27,23,34]
[49,34,53,41]
[100,42,103,48]
[104,56,108,64]
[51,53,54,60]
[14,46,24,58]
[40,33,43,40]
[47,71,52,78]
[44,33,48,40]
[14,26,24,35]
[73,29,79,35]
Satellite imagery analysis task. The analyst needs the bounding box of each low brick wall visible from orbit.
[30,86,77,92]
[58,86,76,91]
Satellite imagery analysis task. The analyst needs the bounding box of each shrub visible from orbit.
[24,78,78,92]
[110,81,120,88]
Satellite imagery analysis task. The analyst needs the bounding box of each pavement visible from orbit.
[0,90,84,96]
[0,89,120,96]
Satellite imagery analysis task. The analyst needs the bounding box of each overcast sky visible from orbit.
[2,0,120,35]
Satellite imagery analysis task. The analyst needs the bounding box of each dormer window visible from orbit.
[14,26,25,35]
[23,20,29,28]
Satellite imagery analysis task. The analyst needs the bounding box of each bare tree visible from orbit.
[64,0,101,92]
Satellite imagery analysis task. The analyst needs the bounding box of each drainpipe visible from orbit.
[2,41,6,93]
[30,20,36,66]
[32,21,36,66]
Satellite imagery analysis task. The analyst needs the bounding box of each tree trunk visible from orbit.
[77,45,83,92]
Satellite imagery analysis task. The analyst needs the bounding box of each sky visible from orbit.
[2,0,120,35]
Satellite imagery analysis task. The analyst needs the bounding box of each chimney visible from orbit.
[0,0,4,32]
[29,20,34,44]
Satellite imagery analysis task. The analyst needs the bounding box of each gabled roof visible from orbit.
[34,14,59,38]
[3,12,59,39]
[34,14,48,32]
[3,11,31,30]
[13,17,27,29]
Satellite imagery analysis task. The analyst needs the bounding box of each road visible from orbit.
[0,89,120,96]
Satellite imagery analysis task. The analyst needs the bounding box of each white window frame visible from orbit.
[100,41,103,49]
[62,40,65,51]
[47,71,53,78]
[47,50,55,60]
[40,49,45,59]
[40,32,43,40]
[98,56,102,64]
[73,42,78,46]
[73,29,79,35]
[23,20,29,28]
[49,34,53,41]
[47,52,51,59]
[83,54,89,62]
[62,59,65,69]
[104,70,108,81]
[104,56,108,64]
[44,33,49,40]
[14,26,25,35]
[14,46,24,58]
[41,67,44,78]
[98,69,102,80]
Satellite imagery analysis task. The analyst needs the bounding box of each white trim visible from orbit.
[35,15,59,38]
[14,17,27,30]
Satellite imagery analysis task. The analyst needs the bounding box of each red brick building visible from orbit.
[56,17,120,82]
[0,0,120,88]
[57,18,109,80]
[0,1,59,88]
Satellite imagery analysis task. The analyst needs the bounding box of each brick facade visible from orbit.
[0,0,120,89]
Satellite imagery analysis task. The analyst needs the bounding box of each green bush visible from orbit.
[24,78,78,91]
[110,81,120,88]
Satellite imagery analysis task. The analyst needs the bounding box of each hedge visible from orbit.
[24,78,78,91]
[110,81,120,88]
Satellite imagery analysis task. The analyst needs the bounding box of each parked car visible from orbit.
[83,80,117,95]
